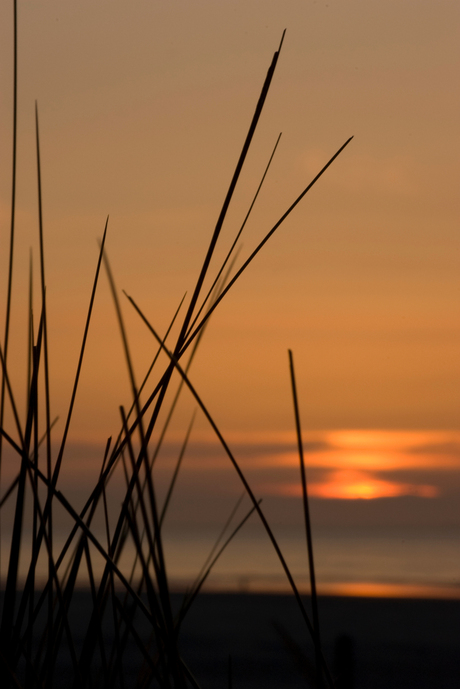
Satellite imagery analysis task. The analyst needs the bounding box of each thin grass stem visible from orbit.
[51,218,108,486]
[186,131,282,339]
[288,349,322,687]
[0,0,18,477]
[178,500,261,625]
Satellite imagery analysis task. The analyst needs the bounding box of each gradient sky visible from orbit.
[0,1,459,542]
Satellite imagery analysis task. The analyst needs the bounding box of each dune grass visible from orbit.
[0,6,352,687]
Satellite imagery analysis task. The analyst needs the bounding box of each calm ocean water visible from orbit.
[3,525,459,597]
[160,525,460,596]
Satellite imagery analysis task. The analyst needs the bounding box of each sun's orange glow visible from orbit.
[308,470,438,500]
[264,469,439,500]
[317,582,460,599]
[311,472,404,499]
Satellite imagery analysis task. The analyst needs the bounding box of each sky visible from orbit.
[0,1,459,584]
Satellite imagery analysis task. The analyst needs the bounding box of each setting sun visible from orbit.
[307,470,439,500]
[251,429,453,499]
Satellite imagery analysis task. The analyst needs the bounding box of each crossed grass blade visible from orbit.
[11,447,153,679]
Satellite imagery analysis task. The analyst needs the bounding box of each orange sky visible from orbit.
[0,2,459,524]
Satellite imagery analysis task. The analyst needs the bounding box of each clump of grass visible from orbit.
[0,7,352,688]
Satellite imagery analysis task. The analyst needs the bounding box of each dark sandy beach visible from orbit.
[177,593,460,688]
[12,590,458,688]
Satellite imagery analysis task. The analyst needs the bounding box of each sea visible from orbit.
[3,523,457,598]
[160,524,460,598]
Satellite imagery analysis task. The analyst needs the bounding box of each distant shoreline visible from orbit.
[166,580,460,599]
[4,581,459,600]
